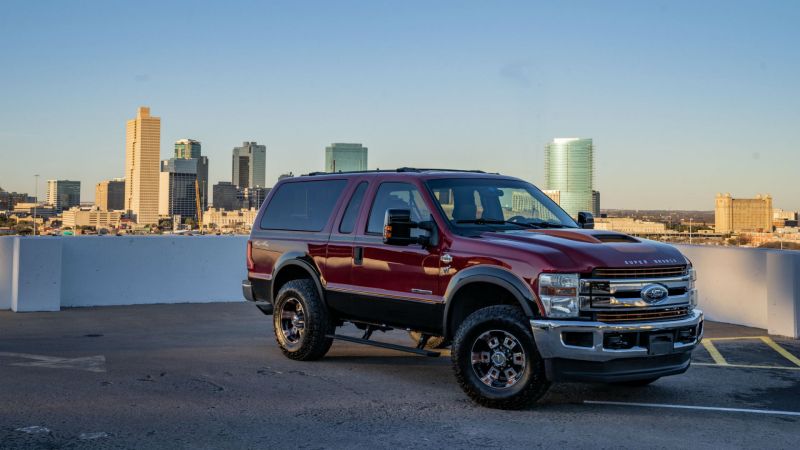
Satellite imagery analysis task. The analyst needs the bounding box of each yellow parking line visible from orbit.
[694,362,800,371]
[701,340,728,365]
[704,336,765,341]
[760,336,800,368]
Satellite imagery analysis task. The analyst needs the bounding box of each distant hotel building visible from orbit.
[175,138,201,159]
[46,180,81,212]
[232,142,266,188]
[95,178,125,211]
[62,207,122,229]
[715,193,773,233]
[326,143,368,173]
[125,107,161,225]
[595,217,667,234]
[544,138,597,218]
[203,208,259,229]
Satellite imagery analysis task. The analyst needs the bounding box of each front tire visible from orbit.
[451,305,550,409]
[273,279,334,361]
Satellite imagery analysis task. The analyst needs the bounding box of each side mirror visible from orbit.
[577,211,594,229]
[383,209,415,246]
[383,209,438,247]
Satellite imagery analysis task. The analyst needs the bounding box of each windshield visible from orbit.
[426,178,578,231]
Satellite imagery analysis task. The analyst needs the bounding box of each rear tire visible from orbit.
[273,279,334,361]
[451,305,550,409]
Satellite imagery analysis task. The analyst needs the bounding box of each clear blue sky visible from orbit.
[0,0,798,210]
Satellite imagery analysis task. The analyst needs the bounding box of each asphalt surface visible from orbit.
[1,303,799,449]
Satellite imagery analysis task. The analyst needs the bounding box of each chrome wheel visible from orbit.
[279,298,305,346]
[471,329,526,389]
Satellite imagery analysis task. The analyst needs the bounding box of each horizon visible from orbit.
[1,1,798,211]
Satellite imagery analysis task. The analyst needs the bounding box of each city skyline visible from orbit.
[1,1,798,210]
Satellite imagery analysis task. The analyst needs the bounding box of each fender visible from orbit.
[270,251,325,303]
[442,265,544,337]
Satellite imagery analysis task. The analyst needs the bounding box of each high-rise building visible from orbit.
[174,139,208,210]
[46,180,81,212]
[544,138,594,219]
[715,193,773,233]
[232,141,266,188]
[95,178,125,211]
[174,138,201,159]
[592,190,601,217]
[325,143,368,173]
[212,182,240,211]
[159,158,200,222]
[125,107,161,225]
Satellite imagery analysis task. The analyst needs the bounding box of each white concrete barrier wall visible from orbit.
[0,236,797,337]
[60,236,248,307]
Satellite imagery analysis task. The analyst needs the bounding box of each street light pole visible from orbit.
[33,174,39,237]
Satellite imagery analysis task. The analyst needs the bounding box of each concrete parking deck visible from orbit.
[1,303,799,449]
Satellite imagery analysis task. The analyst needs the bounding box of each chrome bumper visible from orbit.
[530,309,703,362]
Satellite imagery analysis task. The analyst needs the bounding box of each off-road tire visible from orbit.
[408,331,448,349]
[612,377,660,387]
[452,305,550,409]
[273,279,334,361]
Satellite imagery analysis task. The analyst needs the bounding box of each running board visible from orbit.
[326,334,441,357]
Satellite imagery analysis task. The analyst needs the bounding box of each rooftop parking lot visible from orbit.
[1,303,799,449]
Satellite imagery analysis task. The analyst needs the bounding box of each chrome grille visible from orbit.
[592,265,687,279]
[595,307,690,323]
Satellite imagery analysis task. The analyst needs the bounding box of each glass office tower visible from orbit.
[544,138,594,219]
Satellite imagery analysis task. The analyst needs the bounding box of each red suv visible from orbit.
[243,168,702,409]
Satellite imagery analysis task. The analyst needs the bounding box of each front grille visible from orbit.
[592,265,687,279]
[595,307,690,323]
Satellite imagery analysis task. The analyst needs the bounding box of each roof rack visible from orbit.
[302,168,488,176]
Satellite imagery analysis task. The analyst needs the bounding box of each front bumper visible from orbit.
[531,309,703,382]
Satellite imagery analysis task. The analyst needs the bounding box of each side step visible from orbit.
[326,334,441,357]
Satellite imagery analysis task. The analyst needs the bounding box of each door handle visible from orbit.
[354,246,364,265]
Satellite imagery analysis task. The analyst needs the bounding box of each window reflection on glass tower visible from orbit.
[544,138,596,219]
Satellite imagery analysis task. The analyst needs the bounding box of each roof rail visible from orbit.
[301,168,489,176]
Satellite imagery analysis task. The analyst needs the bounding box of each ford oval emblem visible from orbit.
[641,284,669,303]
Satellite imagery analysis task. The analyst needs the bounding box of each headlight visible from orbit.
[688,266,697,307]
[538,273,580,318]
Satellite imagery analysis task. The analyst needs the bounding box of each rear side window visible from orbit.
[260,180,347,231]
[339,182,368,233]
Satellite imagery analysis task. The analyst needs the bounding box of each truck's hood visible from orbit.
[477,228,688,272]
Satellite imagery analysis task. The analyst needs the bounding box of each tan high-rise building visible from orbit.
[95,178,125,211]
[125,107,161,224]
[715,193,773,234]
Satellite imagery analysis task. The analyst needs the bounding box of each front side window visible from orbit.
[426,178,577,231]
[339,181,368,233]
[260,179,347,231]
[366,182,431,236]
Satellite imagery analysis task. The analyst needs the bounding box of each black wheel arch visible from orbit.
[271,252,325,304]
[442,266,543,339]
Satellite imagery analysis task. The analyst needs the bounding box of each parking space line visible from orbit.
[760,336,800,367]
[704,336,764,341]
[584,400,800,417]
[701,340,728,365]
[693,362,800,371]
